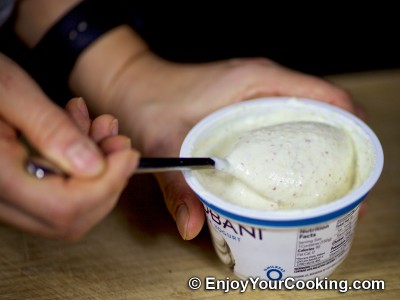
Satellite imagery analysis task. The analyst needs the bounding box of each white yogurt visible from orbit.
[191,100,374,210]
[223,121,356,209]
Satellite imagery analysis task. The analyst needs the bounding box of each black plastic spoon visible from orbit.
[26,157,229,178]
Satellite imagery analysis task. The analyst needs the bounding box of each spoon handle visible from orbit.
[136,157,216,173]
[26,157,219,179]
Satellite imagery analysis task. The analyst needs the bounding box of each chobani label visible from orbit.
[203,205,360,281]
[205,206,263,241]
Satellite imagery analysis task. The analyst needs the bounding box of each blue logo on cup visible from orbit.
[264,266,285,280]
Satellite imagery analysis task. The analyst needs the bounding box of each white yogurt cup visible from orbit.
[180,97,384,281]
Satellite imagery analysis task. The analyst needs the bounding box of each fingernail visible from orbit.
[76,97,89,118]
[176,204,189,240]
[65,141,104,175]
[125,138,132,147]
[110,119,119,136]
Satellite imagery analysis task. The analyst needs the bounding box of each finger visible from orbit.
[0,54,104,177]
[0,165,124,240]
[0,117,17,140]
[254,62,368,120]
[50,148,139,240]
[98,135,131,155]
[265,64,356,112]
[66,101,128,154]
[89,114,119,143]
[65,97,91,134]
[150,142,205,240]
[61,153,135,240]
[359,202,367,218]
[0,201,65,238]
[228,59,356,113]
[0,140,139,240]
[0,132,53,237]
[155,172,205,240]
[354,102,368,121]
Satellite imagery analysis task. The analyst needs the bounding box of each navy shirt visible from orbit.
[0,0,15,27]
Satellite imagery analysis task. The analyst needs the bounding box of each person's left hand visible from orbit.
[85,55,365,240]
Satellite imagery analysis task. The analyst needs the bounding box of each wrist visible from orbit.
[14,0,145,106]
[69,25,153,113]
[69,27,180,152]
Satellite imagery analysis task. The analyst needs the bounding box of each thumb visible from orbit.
[0,55,104,177]
[146,130,205,240]
[156,172,205,240]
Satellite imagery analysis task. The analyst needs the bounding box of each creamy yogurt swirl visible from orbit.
[224,121,355,209]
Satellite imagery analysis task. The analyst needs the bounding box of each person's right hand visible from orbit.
[0,53,139,240]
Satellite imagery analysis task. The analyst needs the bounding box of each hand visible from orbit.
[0,53,138,240]
[90,54,363,240]
[65,25,364,240]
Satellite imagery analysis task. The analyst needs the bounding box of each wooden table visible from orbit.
[1,69,399,299]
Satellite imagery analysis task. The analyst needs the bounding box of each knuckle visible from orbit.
[0,156,30,198]
[46,200,81,231]
[46,226,87,242]
[31,108,77,148]
[93,177,123,200]
[143,135,174,157]
[160,180,179,214]
[334,87,352,101]
[219,58,275,86]
[46,195,99,241]
[227,57,274,68]
[160,178,192,218]
[0,65,18,91]
[60,227,88,242]
[0,171,21,198]
[141,124,184,157]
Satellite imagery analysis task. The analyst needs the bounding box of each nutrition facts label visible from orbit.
[294,208,359,273]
